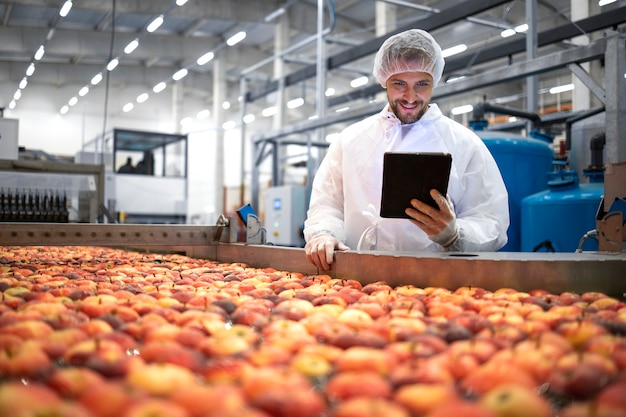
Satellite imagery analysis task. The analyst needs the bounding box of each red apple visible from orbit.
[394,382,460,415]
[325,371,393,401]
[479,384,554,417]
[331,397,410,417]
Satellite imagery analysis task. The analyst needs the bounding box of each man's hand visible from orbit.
[305,234,350,271]
[405,189,459,247]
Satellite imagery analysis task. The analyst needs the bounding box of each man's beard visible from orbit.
[389,99,429,124]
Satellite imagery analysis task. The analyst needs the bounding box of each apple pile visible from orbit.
[1,245,626,417]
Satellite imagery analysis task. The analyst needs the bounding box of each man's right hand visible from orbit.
[304,234,349,271]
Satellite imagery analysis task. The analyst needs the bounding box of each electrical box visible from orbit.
[0,118,19,160]
[264,185,306,247]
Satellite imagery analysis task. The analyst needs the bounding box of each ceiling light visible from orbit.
[124,39,139,54]
[335,106,350,112]
[222,120,236,130]
[325,87,336,96]
[106,58,119,71]
[147,15,164,33]
[13,90,21,101]
[26,63,35,76]
[222,101,231,110]
[599,0,617,5]
[68,96,78,106]
[60,105,69,114]
[78,86,89,96]
[451,104,473,115]
[197,109,211,119]
[59,0,72,17]
[90,72,103,85]
[153,82,167,93]
[350,76,368,88]
[19,78,28,89]
[176,0,189,5]
[442,43,467,58]
[137,93,149,103]
[262,106,277,117]
[500,28,516,38]
[446,75,466,83]
[122,103,134,112]
[180,117,193,126]
[34,45,45,61]
[264,7,285,22]
[197,51,214,66]
[287,97,304,109]
[9,100,16,109]
[515,23,528,33]
[226,31,246,46]
[549,83,575,94]
[243,113,256,124]
[173,68,188,81]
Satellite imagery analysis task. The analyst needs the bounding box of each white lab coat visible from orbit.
[303,103,509,253]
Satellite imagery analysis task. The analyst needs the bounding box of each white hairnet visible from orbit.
[373,29,445,88]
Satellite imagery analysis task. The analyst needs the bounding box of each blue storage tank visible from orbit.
[475,130,555,251]
[521,162,603,252]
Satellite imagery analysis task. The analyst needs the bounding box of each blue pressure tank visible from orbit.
[521,161,604,252]
[474,130,555,252]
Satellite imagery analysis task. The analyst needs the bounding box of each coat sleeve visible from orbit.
[303,138,348,244]
[448,140,510,252]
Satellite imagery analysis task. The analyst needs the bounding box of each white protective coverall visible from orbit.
[303,102,510,253]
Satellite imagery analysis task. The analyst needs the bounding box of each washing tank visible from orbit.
[521,162,603,252]
[477,131,555,252]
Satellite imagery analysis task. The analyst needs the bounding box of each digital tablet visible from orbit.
[380,152,452,218]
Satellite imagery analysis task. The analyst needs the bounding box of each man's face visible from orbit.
[385,71,434,124]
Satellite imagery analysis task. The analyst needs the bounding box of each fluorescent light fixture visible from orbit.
[78,86,89,96]
[137,93,149,103]
[325,87,336,96]
[13,90,21,100]
[442,43,467,58]
[68,96,78,106]
[60,105,69,114]
[243,113,256,124]
[197,109,211,119]
[197,51,215,66]
[34,45,45,61]
[287,97,304,109]
[549,83,575,94]
[599,0,616,5]
[26,63,35,76]
[335,106,350,113]
[500,28,516,38]
[147,15,164,33]
[91,72,103,85]
[446,75,466,83]
[153,82,167,93]
[180,117,193,126]
[106,58,119,71]
[325,132,340,143]
[515,23,528,33]
[264,7,285,22]
[350,76,368,88]
[176,0,189,5]
[262,106,277,117]
[59,0,72,17]
[451,104,474,115]
[122,103,134,112]
[226,31,246,46]
[222,120,236,130]
[172,68,188,81]
[222,101,231,110]
[9,100,16,109]
[124,39,139,54]
[19,78,28,89]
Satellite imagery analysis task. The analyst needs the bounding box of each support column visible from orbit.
[213,58,226,215]
[571,0,591,111]
[604,29,626,164]
[525,0,538,134]
[272,12,289,187]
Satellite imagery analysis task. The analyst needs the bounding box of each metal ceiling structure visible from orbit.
[1,0,623,127]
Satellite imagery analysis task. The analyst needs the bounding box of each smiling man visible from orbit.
[303,29,510,271]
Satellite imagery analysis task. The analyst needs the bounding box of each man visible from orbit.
[303,29,509,270]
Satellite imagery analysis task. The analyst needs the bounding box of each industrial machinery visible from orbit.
[76,128,188,224]
[0,218,624,298]
[264,185,306,247]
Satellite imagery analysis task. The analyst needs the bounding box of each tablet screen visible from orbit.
[380,152,452,218]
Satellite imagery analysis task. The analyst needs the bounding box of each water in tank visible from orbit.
[521,161,603,252]
[475,130,555,252]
